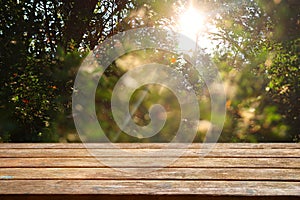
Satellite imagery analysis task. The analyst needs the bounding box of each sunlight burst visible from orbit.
[178,7,206,39]
[177,6,218,51]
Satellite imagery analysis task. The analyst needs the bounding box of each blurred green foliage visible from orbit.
[209,0,299,142]
[0,0,299,142]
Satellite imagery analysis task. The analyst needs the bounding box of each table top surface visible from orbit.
[0,143,299,196]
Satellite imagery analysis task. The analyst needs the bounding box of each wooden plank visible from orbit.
[1,195,300,200]
[0,180,299,195]
[0,157,299,168]
[0,168,299,181]
[0,143,299,149]
[1,148,300,158]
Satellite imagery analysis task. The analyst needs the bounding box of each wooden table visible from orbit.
[0,143,299,199]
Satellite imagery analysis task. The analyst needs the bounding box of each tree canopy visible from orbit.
[0,0,299,142]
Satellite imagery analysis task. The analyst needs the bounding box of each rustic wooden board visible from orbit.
[0,194,299,200]
[0,143,299,149]
[1,148,299,158]
[1,180,299,195]
[1,168,299,180]
[1,157,299,168]
[1,195,299,200]
[0,143,299,198]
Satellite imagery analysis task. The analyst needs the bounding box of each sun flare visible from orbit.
[177,6,218,51]
[178,7,206,39]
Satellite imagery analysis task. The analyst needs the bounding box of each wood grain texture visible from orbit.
[1,157,299,168]
[0,143,299,198]
[0,143,299,149]
[1,148,299,158]
[1,168,299,180]
[1,180,299,195]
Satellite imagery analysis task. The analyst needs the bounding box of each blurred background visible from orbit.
[0,0,299,142]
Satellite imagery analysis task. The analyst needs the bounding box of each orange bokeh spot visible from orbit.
[226,100,231,108]
[22,99,29,104]
[170,57,177,64]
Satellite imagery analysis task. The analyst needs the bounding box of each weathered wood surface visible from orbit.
[0,143,299,199]
[1,148,299,158]
[0,143,299,149]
